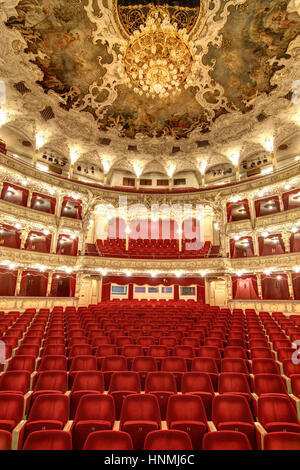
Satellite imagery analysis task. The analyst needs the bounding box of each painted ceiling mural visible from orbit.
[4,0,300,139]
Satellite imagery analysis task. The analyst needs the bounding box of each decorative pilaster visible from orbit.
[27,190,33,208]
[51,229,59,253]
[47,272,53,296]
[287,272,294,300]
[226,274,232,303]
[253,233,259,256]
[15,269,23,296]
[257,273,262,299]
[20,229,29,249]
[55,194,63,217]
[282,231,291,253]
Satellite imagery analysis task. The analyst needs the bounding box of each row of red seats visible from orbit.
[96,238,218,258]
[0,304,299,449]
[1,389,300,450]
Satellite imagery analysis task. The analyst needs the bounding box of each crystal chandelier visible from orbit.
[118,7,196,99]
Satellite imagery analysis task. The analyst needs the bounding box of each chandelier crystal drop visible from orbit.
[119,7,196,99]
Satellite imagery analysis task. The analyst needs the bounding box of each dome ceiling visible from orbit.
[4,0,300,140]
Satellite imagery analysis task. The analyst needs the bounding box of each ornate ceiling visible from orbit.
[0,0,300,178]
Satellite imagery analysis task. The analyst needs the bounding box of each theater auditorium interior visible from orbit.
[0,0,299,453]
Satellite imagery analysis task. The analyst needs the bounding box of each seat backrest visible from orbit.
[166,394,207,425]
[28,393,69,424]
[252,359,280,375]
[109,371,141,393]
[0,371,31,393]
[34,371,68,393]
[198,346,221,359]
[144,430,193,450]
[96,345,117,357]
[121,345,143,357]
[7,355,36,373]
[131,356,158,372]
[0,393,24,423]
[254,373,287,396]
[264,432,300,450]
[39,355,67,371]
[23,430,72,450]
[161,357,187,372]
[223,347,247,359]
[74,394,115,424]
[221,358,248,374]
[71,371,104,392]
[218,373,251,394]
[0,430,12,450]
[258,395,299,426]
[202,430,251,450]
[69,355,97,372]
[83,431,133,450]
[191,357,218,373]
[148,345,168,357]
[120,393,161,425]
[145,372,177,392]
[212,394,253,426]
[181,372,214,394]
[101,356,127,372]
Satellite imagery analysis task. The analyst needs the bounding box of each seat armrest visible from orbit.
[207,421,217,432]
[12,420,26,450]
[276,360,283,375]
[282,374,292,393]
[23,391,33,418]
[63,420,73,432]
[252,392,259,401]
[254,422,267,450]
[113,420,120,431]
[30,371,37,390]
[161,421,168,430]
[289,394,300,420]
[65,391,71,397]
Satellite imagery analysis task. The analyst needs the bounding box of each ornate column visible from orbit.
[282,231,291,253]
[27,190,33,208]
[46,272,53,296]
[257,273,262,299]
[287,272,294,300]
[55,194,63,217]
[226,274,233,304]
[271,152,277,171]
[51,229,59,254]
[20,228,30,249]
[75,273,82,298]
[253,232,259,256]
[235,166,240,182]
[278,193,284,212]
[249,199,256,224]
[168,178,173,190]
[0,180,4,196]
[15,269,23,296]
[136,178,140,190]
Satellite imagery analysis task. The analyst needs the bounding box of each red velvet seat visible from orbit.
[0,429,12,450]
[6,355,36,374]
[0,371,31,395]
[71,394,115,449]
[83,430,133,450]
[24,393,69,441]
[191,357,219,390]
[108,372,141,419]
[263,432,300,450]
[23,430,72,450]
[70,371,105,418]
[131,356,158,389]
[0,393,24,433]
[181,372,215,420]
[212,394,256,449]
[166,394,207,449]
[38,355,67,372]
[160,357,187,390]
[145,371,177,419]
[120,393,161,450]
[258,395,300,433]
[202,430,251,450]
[144,430,193,450]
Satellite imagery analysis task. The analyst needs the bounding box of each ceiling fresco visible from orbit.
[4,0,300,139]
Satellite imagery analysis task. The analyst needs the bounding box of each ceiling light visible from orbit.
[133,162,143,178]
[166,164,176,178]
[15,223,21,230]
[264,269,272,275]
[0,109,9,127]
[262,231,269,238]
[125,270,132,277]
[292,227,298,233]
[285,183,291,190]
[276,275,282,280]
[119,7,195,99]
[102,159,111,174]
